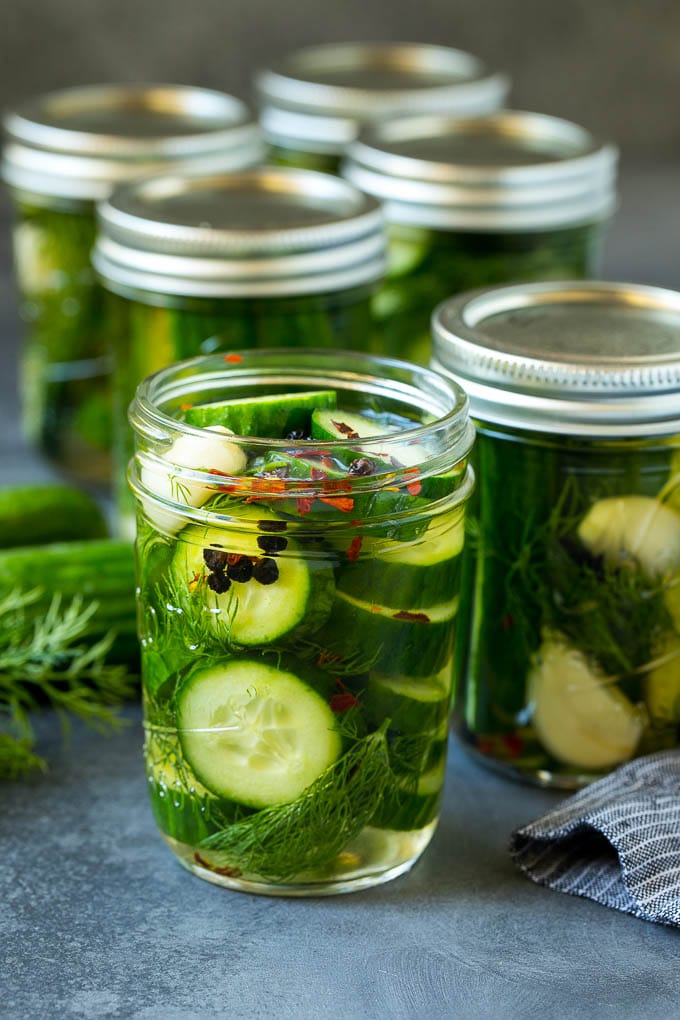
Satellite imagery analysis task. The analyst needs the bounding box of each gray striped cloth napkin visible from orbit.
[510,751,680,927]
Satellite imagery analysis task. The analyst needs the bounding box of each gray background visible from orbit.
[2,0,680,155]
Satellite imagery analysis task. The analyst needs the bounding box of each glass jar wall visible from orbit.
[128,348,475,894]
[94,167,386,524]
[432,281,680,789]
[2,84,263,482]
[344,111,618,364]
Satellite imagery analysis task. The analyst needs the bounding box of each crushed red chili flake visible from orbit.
[346,536,363,562]
[406,480,422,496]
[319,496,354,512]
[503,733,524,757]
[317,649,345,667]
[330,692,361,713]
[180,402,194,411]
[310,467,327,481]
[332,420,360,439]
[321,478,351,493]
[500,613,514,630]
[223,353,243,363]
[194,852,242,877]
[296,497,314,515]
[393,610,431,623]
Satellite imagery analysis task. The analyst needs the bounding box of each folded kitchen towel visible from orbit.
[510,751,680,927]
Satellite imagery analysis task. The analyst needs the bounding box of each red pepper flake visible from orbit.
[310,467,327,481]
[296,497,314,516]
[500,613,514,631]
[180,402,194,411]
[223,353,243,363]
[503,733,524,757]
[194,852,242,878]
[330,692,361,713]
[319,496,354,513]
[350,519,363,528]
[402,466,422,497]
[370,605,382,614]
[393,610,431,623]
[316,649,345,667]
[346,536,363,562]
[321,478,351,493]
[332,420,360,439]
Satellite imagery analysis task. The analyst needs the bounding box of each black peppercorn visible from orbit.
[257,534,288,554]
[348,458,374,477]
[203,547,228,571]
[258,519,288,533]
[227,556,254,583]
[207,572,231,594]
[252,557,279,585]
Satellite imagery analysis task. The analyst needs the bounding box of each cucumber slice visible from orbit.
[364,662,452,734]
[645,632,680,726]
[318,589,459,677]
[337,513,465,609]
[185,390,337,437]
[578,495,680,579]
[528,631,644,771]
[372,753,446,832]
[176,657,342,808]
[171,512,335,646]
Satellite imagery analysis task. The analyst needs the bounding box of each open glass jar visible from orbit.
[432,281,680,789]
[128,348,474,895]
[344,111,618,365]
[94,167,386,522]
[256,42,508,174]
[2,84,263,483]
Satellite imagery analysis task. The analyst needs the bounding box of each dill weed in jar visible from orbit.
[344,111,617,365]
[128,349,474,894]
[2,84,263,483]
[256,42,508,174]
[432,281,680,789]
[93,167,386,523]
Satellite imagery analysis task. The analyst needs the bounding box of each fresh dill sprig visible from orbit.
[0,587,136,780]
[200,722,391,881]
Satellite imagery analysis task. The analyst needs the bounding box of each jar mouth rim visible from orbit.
[129,348,475,507]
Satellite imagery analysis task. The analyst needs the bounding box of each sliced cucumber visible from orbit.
[645,632,680,726]
[578,495,680,579]
[372,752,446,832]
[528,631,644,771]
[364,661,452,734]
[185,390,337,437]
[318,589,459,677]
[337,512,465,609]
[171,511,335,646]
[176,657,342,808]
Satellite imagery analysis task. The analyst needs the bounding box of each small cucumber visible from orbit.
[0,485,108,548]
[176,656,342,808]
[364,662,452,735]
[185,390,337,437]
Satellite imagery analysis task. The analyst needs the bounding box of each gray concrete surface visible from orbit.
[2,167,680,1018]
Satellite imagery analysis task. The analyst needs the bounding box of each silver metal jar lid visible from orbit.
[2,83,264,203]
[256,42,508,156]
[344,111,617,231]
[93,166,386,298]
[431,280,680,437]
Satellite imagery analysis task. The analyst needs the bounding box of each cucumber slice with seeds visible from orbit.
[185,390,337,437]
[176,657,342,807]
[171,512,335,646]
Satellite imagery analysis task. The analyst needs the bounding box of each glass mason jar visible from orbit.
[432,281,680,789]
[93,167,386,524]
[2,84,263,483]
[256,42,508,174]
[128,349,475,895]
[344,111,618,365]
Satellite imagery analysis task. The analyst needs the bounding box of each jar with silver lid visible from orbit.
[344,111,618,364]
[432,281,680,788]
[92,165,386,521]
[2,84,263,483]
[256,42,508,175]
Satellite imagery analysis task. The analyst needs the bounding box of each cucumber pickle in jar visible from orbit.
[93,167,386,522]
[432,281,680,788]
[256,42,508,174]
[2,84,263,483]
[344,111,618,365]
[128,349,475,895]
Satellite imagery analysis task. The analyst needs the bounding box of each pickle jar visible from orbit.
[344,111,618,365]
[128,348,475,895]
[432,280,680,789]
[2,84,263,483]
[93,166,386,523]
[256,42,508,174]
